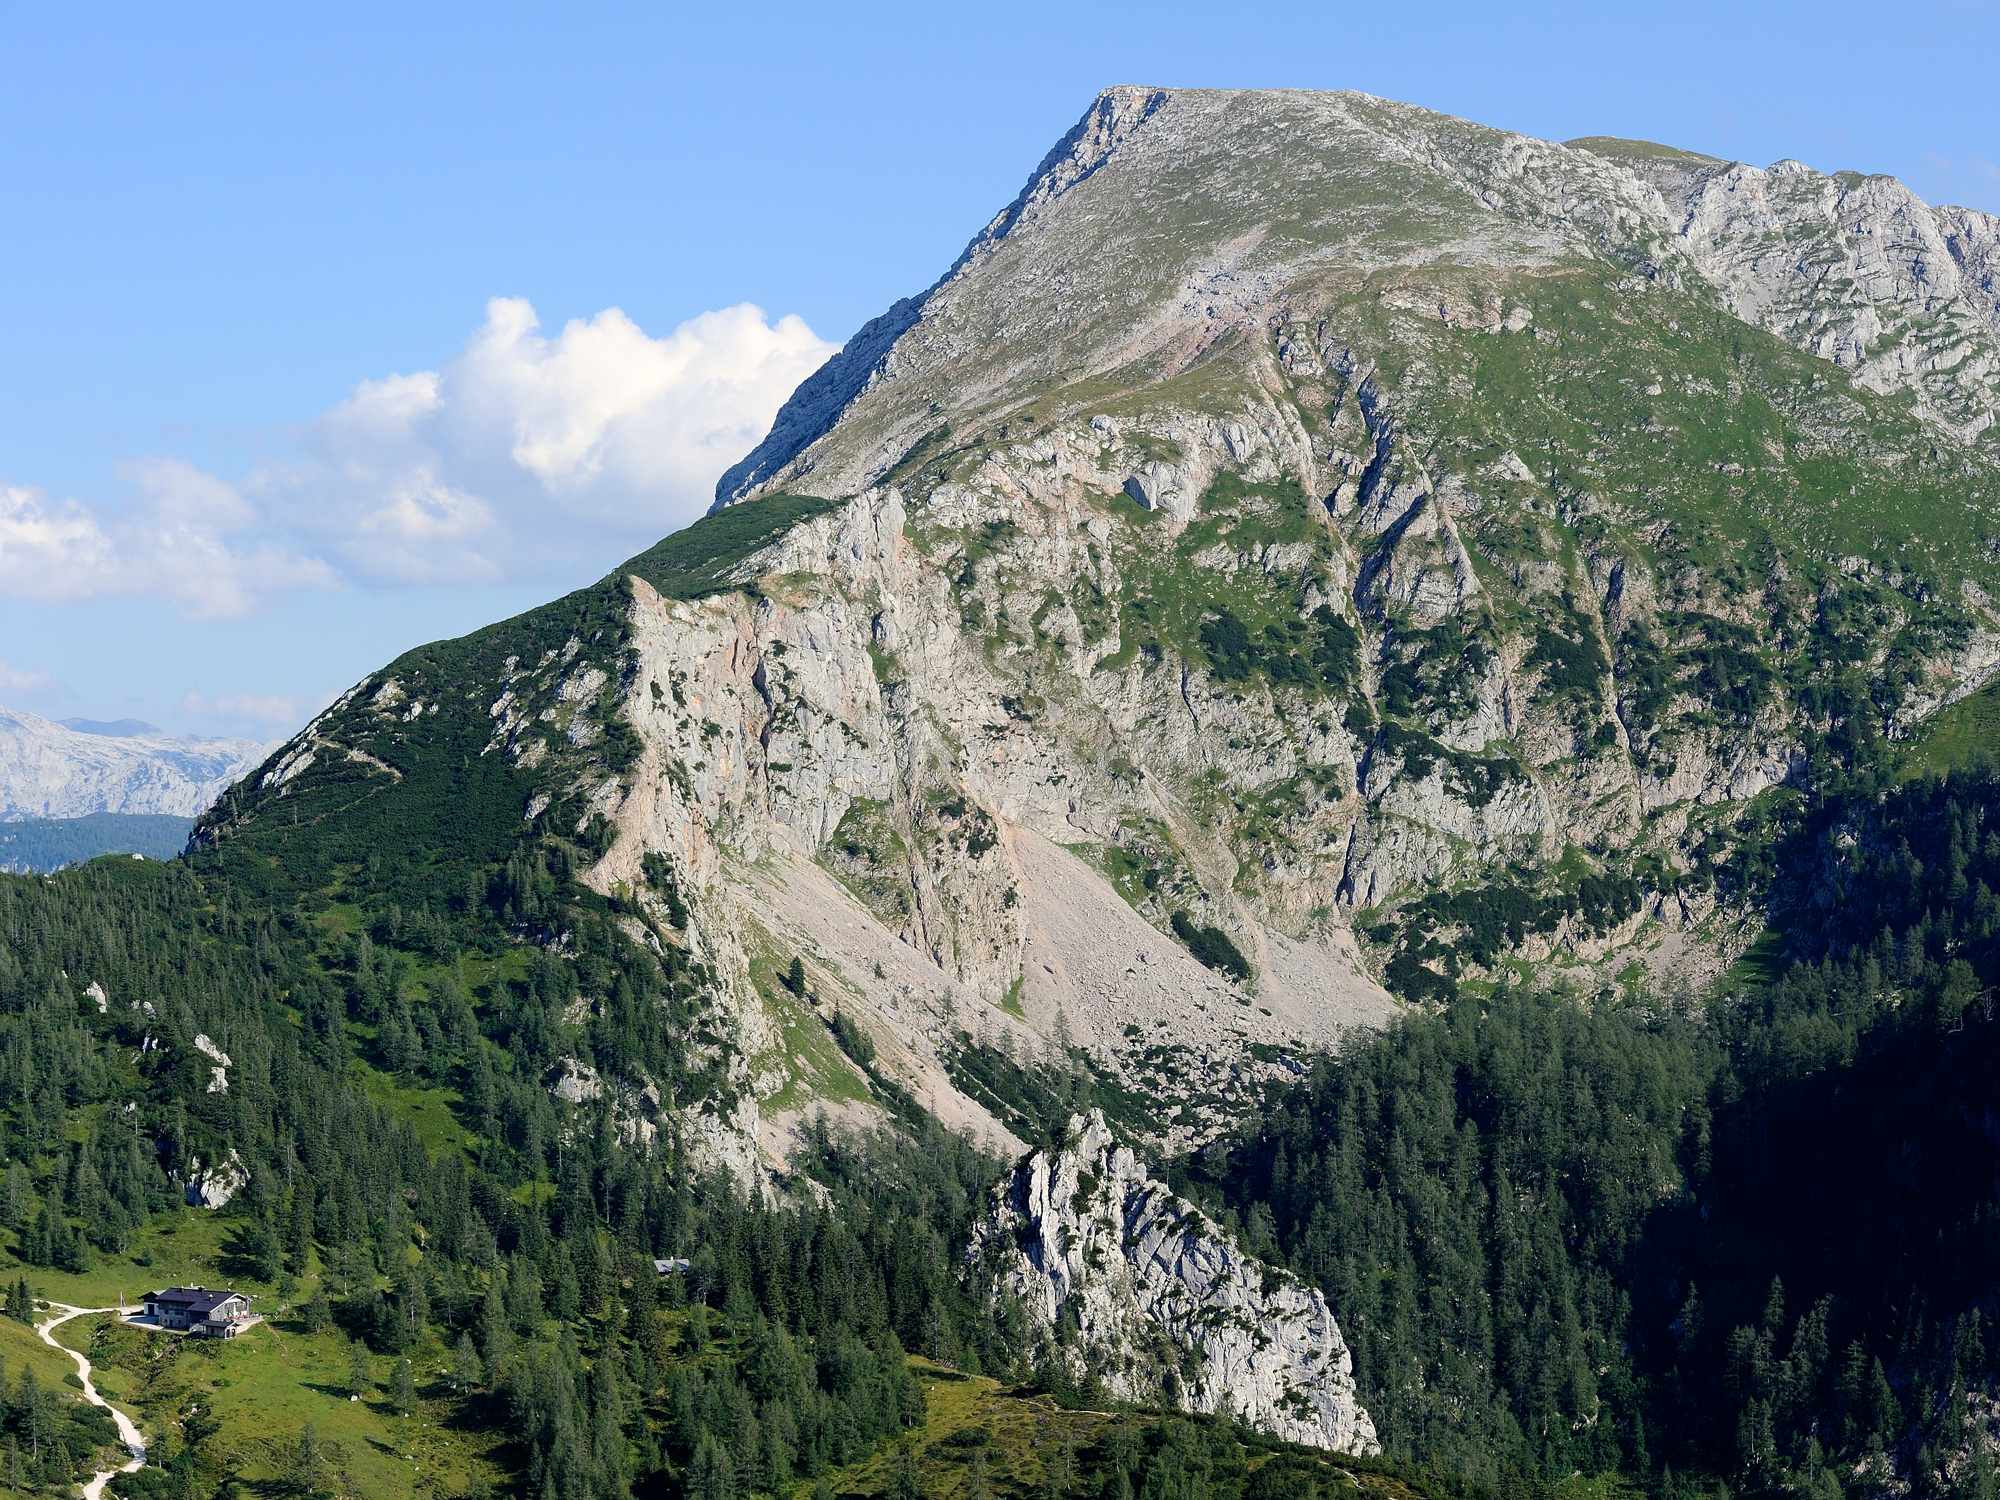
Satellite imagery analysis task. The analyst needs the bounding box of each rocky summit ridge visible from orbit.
[972,1109,1378,1454]
[201,86,2000,1186]
[723,86,2000,506]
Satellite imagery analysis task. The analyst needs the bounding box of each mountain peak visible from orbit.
[718,86,2000,511]
[58,716,163,738]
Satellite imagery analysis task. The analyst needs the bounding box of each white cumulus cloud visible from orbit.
[259,296,838,586]
[0,298,837,611]
[0,660,56,694]
[0,484,113,603]
[0,466,334,618]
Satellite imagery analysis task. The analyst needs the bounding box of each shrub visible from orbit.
[1170,912,1253,983]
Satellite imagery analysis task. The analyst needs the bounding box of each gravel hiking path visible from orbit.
[37,1303,145,1500]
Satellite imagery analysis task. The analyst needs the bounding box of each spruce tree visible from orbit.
[303,1285,332,1332]
[691,1435,735,1500]
[1,1164,24,1229]
[286,1183,314,1273]
[393,1358,415,1416]
[294,1420,324,1495]
[54,1212,87,1274]
[346,1338,371,1400]
[480,1277,512,1375]
[452,1331,482,1391]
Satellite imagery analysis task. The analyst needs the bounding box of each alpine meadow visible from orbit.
[9,86,2000,1500]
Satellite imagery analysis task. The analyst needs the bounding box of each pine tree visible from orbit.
[452,1331,482,1391]
[53,1209,87,1274]
[554,1244,582,1323]
[691,1435,736,1500]
[287,1182,314,1273]
[294,1419,324,1495]
[347,1338,371,1400]
[254,1208,282,1281]
[17,1366,41,1461]
[393,1358,416,1416]
[480,1276,513,1376]
[892,1448,928,1500]
[22,1200,54,1268]
[1,1163,24,1229]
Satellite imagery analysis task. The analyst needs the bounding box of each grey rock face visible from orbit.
[676,85,2000,1033]
[1585,141,2000,441]
[176,1148,248,1209]
[585,487,1393,1167]
[711,296,923,509]
[973,1110,1377,1454]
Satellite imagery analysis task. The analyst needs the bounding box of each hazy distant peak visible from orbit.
[58,717,164,738]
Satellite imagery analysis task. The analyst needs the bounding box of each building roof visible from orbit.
[148,1287,243,1316]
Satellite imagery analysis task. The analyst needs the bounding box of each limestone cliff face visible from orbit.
[581,484,1395,1164]
[972,1110,1377,1455]
[1589,140,2000,443]
[670,87,2000,1025]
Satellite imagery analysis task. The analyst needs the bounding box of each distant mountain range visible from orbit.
[0,706,272,820]
[56,716,166,738]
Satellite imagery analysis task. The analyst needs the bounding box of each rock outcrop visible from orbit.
[973,1110,1377,1454]
[175,1148,247,1210]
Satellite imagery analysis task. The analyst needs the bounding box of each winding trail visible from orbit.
[37,1304,145,1500]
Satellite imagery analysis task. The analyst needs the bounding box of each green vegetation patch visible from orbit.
[1106,473,1352,694]
[1898,674,2000,782]
[1200,605,1360,698]
[1523,596,1609,705]
[1372,869,1647,1002]
[1170,912,1254,984]
[1372,724,1525,809]
[1377,616,1492,723]
[622,491,844,601]
[944,1033,1159,1145]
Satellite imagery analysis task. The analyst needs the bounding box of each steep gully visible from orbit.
[37,1303,145,1500]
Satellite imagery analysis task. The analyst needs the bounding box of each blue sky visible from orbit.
[3,0,1996,740]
